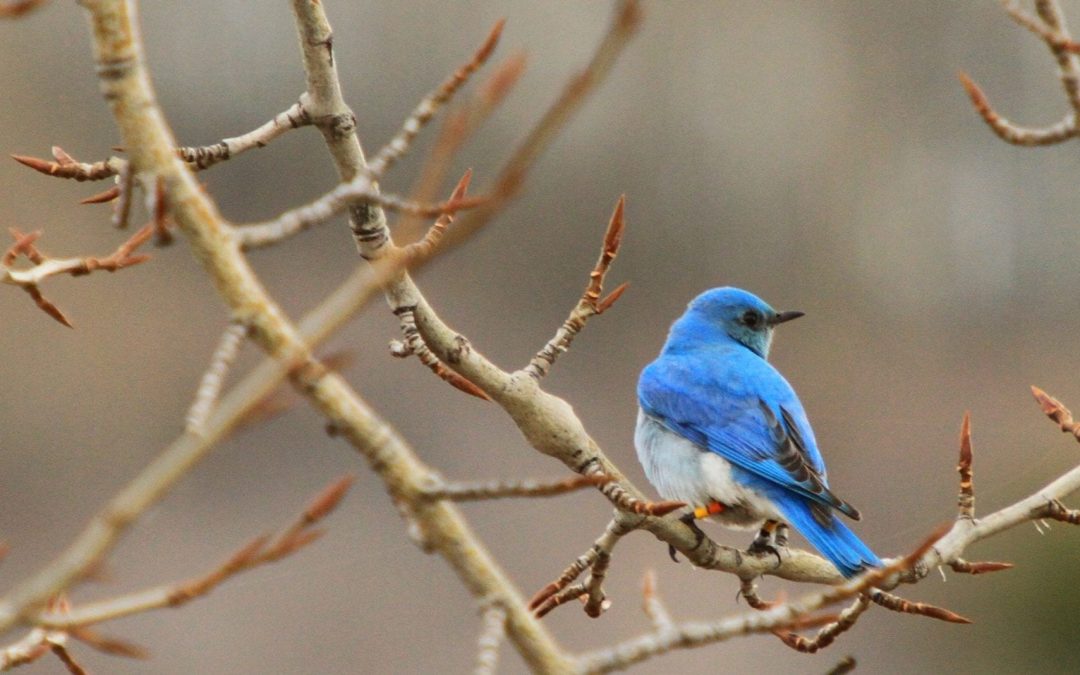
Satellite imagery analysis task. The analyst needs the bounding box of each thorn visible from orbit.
[597,281,629,314]
[302,474,355,524]
[476,19,507,64]
[604,195,626,254]
[80,185,121,204]
[11,153,56,175]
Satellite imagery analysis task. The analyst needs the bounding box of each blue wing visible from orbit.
[638,347,861,521]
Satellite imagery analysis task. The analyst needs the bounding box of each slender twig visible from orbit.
[640,570,674,633]
[235,178,483,250]
[366,20,505,179]
[573,527,946,673]
[866,589,971,624]
[1,225,153,327]
[525,196,629,379]
[35,475,353,630]
[531,517,630,619]
[185,321,248,434]
[394,52,527,247]
[11,147,122,181]
[422,474,614,502]
[391,172,490,400]
[773,595,872,654]
[177,100,311,170]
[959,0,1080,145]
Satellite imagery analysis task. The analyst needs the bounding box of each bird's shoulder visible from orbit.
[639,345,797,404]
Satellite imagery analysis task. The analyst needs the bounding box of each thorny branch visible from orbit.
[32,475,353,630]
[421,474,615,503]
[1,225,152,327]
[4,0,1080,672]
[959,0,1080,144]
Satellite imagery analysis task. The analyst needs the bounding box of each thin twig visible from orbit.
[640,570,674,633]
[185,321,248,434]
[866,588,972,624]
[959,1,1080,145]
[531,517,629,619]
[177,100,311,170]
[366,20,505,179]
[1,225,153,327]
[773,595,872,654]
[525,196,629,379]
[235,178,484,250]
[422,474,614,502]
[36,475,353,630]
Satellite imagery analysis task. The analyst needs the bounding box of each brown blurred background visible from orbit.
[3,1,1080,673]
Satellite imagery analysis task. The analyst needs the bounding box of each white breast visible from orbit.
[634,409,782,529]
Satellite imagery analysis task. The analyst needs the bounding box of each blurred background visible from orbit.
[3,1,1080,673]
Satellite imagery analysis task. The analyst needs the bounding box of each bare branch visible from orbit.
[177,101,311,170]
[473,603,506,675]
[640,570,674,633]
[11,147,121,181]
[867,589,971,624]
[235,180,484,250]
[185,321,249,434]
[391,172,491,400]
[959,1,1080,145]
[35,475,353,630]
[423,474,614,502]
[773,595,871,654]
[530,517,630,619]
[366,20,505,178]
[1,225,153,327]
[525,196,629,379]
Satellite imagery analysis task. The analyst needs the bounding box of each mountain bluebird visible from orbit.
[635,287,880,577]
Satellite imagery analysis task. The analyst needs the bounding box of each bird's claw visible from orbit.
[669,510,707,563]
[747,538,784,568]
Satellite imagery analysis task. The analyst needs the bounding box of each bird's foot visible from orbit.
[669,507,713,563]
[747,520,785,568]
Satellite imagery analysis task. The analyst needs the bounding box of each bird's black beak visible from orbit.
[769,310,805,326]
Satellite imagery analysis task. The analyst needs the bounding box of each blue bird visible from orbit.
[635,287,880,577]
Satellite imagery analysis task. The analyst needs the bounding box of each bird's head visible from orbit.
[672,287,804,359]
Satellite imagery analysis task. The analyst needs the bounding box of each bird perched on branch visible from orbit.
[635,287,879,577]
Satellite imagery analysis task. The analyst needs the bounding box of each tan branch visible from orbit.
[177,100,311,170]
[474,602,507,675]
[773,594,871,654]
[959,1,1080,145]
[1,225,153,327]
[525,196,629,379]
[366,20,504,179]
[35,475,353,630]
[640,570,674,633]
[422,474,614,502]
[185,321,249,434]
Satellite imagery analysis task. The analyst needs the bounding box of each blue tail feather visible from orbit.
[775,495,880,578]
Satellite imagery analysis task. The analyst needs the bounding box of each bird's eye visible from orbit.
[741,311,761,328]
